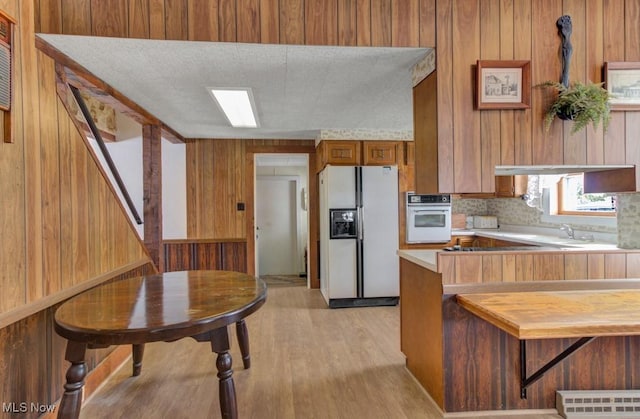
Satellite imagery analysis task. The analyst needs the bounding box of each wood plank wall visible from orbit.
[184,138,317,280]
[0,1,154,416]
[435,0,640,192]
[1,0,151,317]
[31,0,640,239]
[35,0,435,45]
[33,0,640,236]
[163,240,247,272]
[0,262,155,419]
[442,294,640,411]
[441,251,640,284]
[185,139,248,239]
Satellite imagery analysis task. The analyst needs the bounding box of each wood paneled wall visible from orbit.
[1,0,151,317]
[436,0,640,192]
[34,0,435,46]
[163,240,247,272]
[185,138,315,238]
[0,1,154,416]
[185,139,317,281]
[185,139,247,239]
[35,0,640,194]
[0,262,155,419]
[442,294,640,412]
[440,251,640,284]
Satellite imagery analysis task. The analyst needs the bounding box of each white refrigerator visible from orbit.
[319,165,399,308]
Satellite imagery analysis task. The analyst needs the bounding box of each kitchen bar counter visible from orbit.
[457,288,640,399]
[457,289,640,340]
[399,244,640,413]
[398,227,638,280]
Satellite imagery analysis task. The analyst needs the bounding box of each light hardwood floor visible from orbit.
[79,284,561,419]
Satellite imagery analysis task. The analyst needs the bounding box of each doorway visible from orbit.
[254,154,309,284]
[256,176,297,275]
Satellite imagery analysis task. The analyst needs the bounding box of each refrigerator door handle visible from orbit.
[358,207,364,240]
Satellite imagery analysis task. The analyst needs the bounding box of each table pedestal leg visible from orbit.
[210,327,237,419]
[132,344,145,376]
[235,320,251,369]
[58,341,87,419]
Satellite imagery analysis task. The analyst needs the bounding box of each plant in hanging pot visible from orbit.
[537,80,612,134]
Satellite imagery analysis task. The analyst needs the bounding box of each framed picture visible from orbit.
[476,60,531,110]
[604,62,640,110]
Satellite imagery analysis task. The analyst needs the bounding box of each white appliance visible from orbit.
[405,193,452,243]
[319,165,399,308]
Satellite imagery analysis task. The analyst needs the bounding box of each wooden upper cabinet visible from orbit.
[363,141,398,165]
[404,142,415,166]
[495,175,528,198]
[414,72,439,194]
[317,140,405,171]
[322,140,361,166]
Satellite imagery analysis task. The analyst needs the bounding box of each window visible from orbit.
[557,174,616,216]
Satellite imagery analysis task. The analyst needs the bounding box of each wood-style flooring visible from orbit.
[78,284,562,419]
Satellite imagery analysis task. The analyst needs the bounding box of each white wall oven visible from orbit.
[406,193,452,243]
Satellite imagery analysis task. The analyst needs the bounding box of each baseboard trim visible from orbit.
[403,365,559,418]
[444,409,560,417]
[42,345,132,419]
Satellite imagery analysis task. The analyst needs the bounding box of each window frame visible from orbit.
[556,174,616,217]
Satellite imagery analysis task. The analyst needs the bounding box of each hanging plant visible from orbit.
[536,15,612,134]
[537,80,611,134]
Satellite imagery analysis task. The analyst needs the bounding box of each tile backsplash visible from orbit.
[453,197,618,233]
[453,193,640,248]
[616,193,640,248]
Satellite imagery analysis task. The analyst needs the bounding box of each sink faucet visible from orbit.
[560,223,574,239]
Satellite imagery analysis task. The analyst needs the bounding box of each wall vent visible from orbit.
[557,390,640,418]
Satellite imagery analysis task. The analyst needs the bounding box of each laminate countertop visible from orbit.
[398,243,637,273]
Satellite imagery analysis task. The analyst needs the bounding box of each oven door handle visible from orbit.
[411,209,449,213]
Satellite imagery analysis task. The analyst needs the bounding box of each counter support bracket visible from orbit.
[520,336,596,399]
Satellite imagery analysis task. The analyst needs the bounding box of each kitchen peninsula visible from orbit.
[398,234,640,414]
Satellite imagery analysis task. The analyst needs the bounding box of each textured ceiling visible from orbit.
[38,35,431,140]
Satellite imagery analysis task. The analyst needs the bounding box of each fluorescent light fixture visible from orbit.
[209,88,258,128]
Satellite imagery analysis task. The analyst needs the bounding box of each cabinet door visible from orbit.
[474,237,494,247]
[404,141,415,166]
[324,141,361,166]
[363,141,398,165]
[414,72,439,193]
[495,175,528,197]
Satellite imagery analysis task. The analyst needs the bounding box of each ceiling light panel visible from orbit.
[209,88,259,128]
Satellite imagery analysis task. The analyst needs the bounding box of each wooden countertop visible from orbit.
[456,289,640,339]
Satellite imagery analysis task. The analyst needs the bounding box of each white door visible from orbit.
[256,178,297,276]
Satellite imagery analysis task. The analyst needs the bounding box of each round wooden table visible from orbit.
[54,270,267,419]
